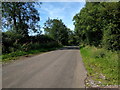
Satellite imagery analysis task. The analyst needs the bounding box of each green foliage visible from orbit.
[68,30,79,45]
[44,18,69,45]
[2,32,62,62]
[2,31,61,54]
[73,2,120,51]
[102,23,120,51]
[80,46,119,85]
[2,51,27,62]
[2,31,23,53]
[2,46,61,62]
[2,2,41,36]
[23,42,60,51]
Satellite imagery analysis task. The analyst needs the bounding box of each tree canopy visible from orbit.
[2,2,41,36]
[73,2,120,51]
[44,18,69,45]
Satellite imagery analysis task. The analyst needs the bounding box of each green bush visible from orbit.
[2,31,62,62]
[2,31,60,54]
[2,31,23,53]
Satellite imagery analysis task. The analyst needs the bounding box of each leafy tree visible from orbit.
[68,29,78,45]
[101,2,120,51]
[73,2,120,51]
[2,2,41,36]
[44,18,69,45]
[73,2,103,46]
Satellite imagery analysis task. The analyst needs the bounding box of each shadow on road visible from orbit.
[59,46,80,50]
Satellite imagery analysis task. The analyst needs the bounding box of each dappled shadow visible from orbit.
[59,46,80,50]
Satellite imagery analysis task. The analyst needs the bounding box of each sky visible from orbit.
[33,2,86,35]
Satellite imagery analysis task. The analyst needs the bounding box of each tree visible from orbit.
[2,2,41,36]
[73,2,120,51]
[68,29,78,45]
[73,2,103,46]
[101,2,120,51]
[44,18,69,45]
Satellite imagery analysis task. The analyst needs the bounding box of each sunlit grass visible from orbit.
[80,46,118,85]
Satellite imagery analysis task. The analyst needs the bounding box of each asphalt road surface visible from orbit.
[2,46,87,88]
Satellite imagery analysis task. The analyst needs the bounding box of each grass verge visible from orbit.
[1,47,62,63]
[80,46,119,87]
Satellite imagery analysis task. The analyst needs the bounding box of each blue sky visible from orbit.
[34,2,86,34]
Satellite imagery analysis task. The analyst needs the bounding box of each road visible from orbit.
[2,46,87,88]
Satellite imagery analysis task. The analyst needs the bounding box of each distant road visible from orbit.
[3,46,87,88]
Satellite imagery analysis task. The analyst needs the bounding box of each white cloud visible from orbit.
[37,2,85,31]
[40,3,67,20]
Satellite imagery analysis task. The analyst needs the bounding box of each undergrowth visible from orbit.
[1,47,61,63]
[80,46,119,86]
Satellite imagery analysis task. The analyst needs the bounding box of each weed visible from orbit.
[80,46,118,86]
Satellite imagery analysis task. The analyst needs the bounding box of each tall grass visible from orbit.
[80,46,118,85]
